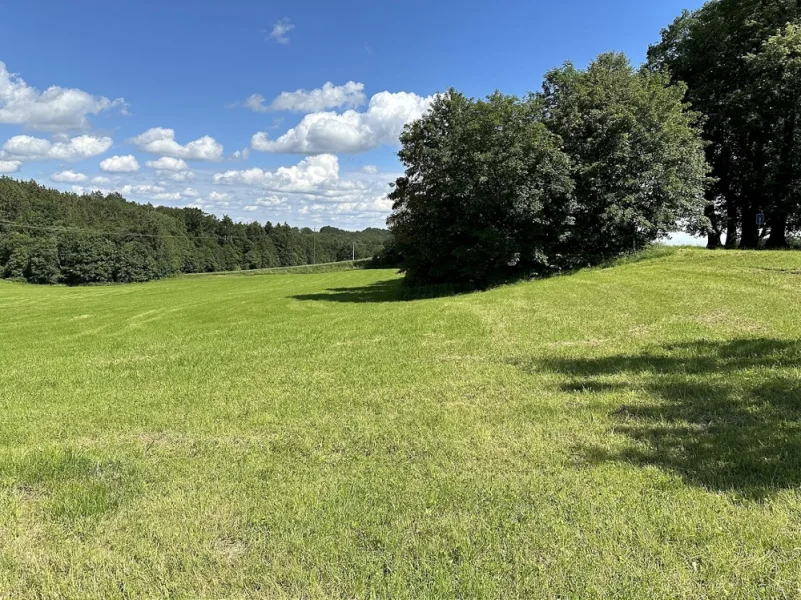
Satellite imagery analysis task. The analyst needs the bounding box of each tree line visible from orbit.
[0,177,390,284]
[4,0,796,287]
[385,0,801,285]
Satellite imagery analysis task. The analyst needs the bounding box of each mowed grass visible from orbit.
[1,248,801,599]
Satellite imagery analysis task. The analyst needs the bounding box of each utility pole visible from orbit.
[312,227,316,264]
[352,242,355,262]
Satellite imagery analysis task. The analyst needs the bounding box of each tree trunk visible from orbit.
[704,204,722,248]
[740,137,766,250]
[766,109,796,249]
[740,203,760,249]
[707,232,722,249]
[724,198,739,248]
[766,212,788,248]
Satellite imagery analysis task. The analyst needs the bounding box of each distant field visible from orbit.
[2,247,801,599]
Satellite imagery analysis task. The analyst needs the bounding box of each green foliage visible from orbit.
[389,90,575,285]
[187,259,371,277]
[0,177,391,285]
[114,241,158,283]
[369,236,403,268]
[0,233,31,279]
[541,53,709,261]
[26,238,60,284]
[389,54,707,285]
[648,0,801,248]
[746,23,801,245]
[57,232,115,285]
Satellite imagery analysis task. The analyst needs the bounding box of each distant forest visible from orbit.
[0,177,391,284]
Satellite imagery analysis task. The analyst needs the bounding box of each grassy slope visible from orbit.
[1,248,800,599]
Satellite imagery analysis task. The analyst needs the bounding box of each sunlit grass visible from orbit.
[1,247,801,598]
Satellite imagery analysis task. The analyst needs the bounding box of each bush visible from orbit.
[1,234,32,279]
[26,238,60,284]
[58,232,115,285]
[115,241,158,283]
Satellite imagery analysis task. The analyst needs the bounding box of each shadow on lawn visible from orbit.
[292,279,477,303]
[292,279,404,303]
[514,338,801,499]
[291,246,682,304]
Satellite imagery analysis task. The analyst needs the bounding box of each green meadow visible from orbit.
[2,247,801,599]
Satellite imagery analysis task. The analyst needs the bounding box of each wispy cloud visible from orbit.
[269,19,294,44]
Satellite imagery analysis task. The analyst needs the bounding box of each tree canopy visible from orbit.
[388,91,575,285]
[388,53,708,286]
[648,0,801,248]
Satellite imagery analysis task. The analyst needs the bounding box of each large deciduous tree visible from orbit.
[388,54,708,286]
[747,23,801,247]
[388,91,575,286]
[648,0,801,248]
[540,53,709,261]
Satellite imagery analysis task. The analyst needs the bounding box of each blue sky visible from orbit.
[0,0,706,231]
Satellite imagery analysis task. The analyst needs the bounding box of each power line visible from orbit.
[0,219,189,239]
[0,219,258,243]
[0,219,370,259]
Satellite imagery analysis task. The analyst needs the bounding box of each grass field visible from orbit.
[2,247,801,599]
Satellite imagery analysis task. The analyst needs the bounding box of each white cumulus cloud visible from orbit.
[71,185,115,196]
[145,156,189,171]
[0,61,127,132]
[119,184,164,195]
[2,135,49,157]
[158,170,196,182]
[213,154,350,194]
[130,128,223,161]
[51,170,87,183]
[256,195,287,207]
[300,196,393,216]
[0,159,21,173]
[100,155,140,173]
[1,134,113,161]
[244,82,366,114]
[243,95,269,113]
[251,91,434,154]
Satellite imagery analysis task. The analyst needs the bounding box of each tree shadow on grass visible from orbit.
[289,246,681,304]
[292,279,405,303]
[513,339,801,499]
[291,279,478,303]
